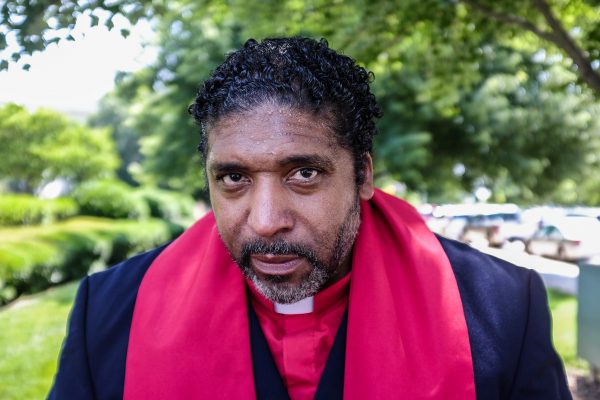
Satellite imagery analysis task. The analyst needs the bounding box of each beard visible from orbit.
[233,196,361,304]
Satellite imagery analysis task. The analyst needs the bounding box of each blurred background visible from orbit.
[1,1,600,398]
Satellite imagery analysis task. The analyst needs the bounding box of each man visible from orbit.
[49,37,571,399]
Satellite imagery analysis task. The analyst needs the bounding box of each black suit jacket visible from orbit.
[48,236,572,399]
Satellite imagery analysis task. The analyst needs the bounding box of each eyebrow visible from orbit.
[208,154,336,174]
[277,154,335,170]
[208,161,245,175]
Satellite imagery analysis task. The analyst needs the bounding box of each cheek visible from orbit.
[295,192,355,238]
[212,200,246,254]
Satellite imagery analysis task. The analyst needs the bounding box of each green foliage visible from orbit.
[0,0,159,71]
[72,180,150,220]
[0,216,182,304]
[0,195,78,226]
[136,186,196,226]
[5,0,599,92]
[0,104,119,191]
[80,1,600,204]
[370,42,600,203]
[88,94,143,186]
[4,1,600,203]
[90,15,244,195]
[458,64,600,203]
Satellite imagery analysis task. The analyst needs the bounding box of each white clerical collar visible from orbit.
[274,296,315,314]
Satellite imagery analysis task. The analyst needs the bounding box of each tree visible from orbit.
[0,0,160,70]
[459,0,600,95]
[369,41,600,203]
[88,92,144,186]
[4,0,600,203]
[89,12,246,195]
[2,0,600,95]
[0,103,120,192]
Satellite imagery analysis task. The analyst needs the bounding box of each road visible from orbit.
[469,242,580,295]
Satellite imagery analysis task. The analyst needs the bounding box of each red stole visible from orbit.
[124,189,475,399]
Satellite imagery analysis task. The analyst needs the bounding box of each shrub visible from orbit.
[45,198,80,222]
[72,180,150,220]
[0,216,183,304]
[0,194,78,226]
[136,187,196,226]
[0,103,119,190]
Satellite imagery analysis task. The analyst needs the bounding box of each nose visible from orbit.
[247,179,294,238]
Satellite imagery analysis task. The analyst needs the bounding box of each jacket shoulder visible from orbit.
[437,235,531,299]
[436,235,570,399]
[85,244,168,365]
[49,245,168,399]
[87,244,167,299]
[85,245,168,339]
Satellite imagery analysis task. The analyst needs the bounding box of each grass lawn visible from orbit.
[0,284,586,399]
[547,289,589,371]
[0,282,78,400]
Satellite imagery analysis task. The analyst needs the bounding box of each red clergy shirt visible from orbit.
[248,273,351,400]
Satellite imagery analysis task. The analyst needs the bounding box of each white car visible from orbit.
[526,217,600,261]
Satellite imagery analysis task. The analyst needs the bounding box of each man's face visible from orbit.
[206,103,374,303]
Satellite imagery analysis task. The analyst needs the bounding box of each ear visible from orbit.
[359,153,375,200]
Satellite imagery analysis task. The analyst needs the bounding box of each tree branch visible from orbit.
[530,0,600,94]
[461,0,600,95]
[460,0,555,42]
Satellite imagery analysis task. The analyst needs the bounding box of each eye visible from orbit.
[223,173,243,184]
[218,173,249,188]
[289,168,320,182]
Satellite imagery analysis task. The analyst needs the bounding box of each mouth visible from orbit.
[250,254,305,276]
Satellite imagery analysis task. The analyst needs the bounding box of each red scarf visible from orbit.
[124,189,475,399]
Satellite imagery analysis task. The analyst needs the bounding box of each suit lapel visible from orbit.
[248,304,290,400]
[314,308,347,400]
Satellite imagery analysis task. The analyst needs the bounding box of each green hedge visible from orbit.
[0,184,197,227]
[136,187,196,226]
[0,195,79,226]
[72,180,150,220]
[0,216,183,304]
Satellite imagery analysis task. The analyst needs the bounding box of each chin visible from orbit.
[250,272,324,304]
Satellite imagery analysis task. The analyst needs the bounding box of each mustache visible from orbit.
[240,238,320,266]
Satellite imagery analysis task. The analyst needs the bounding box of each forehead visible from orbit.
[206,105,343,167]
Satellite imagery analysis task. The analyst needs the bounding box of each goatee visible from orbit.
[232,197,361,304]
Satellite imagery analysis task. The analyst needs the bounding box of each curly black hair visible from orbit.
[188,37,382,185]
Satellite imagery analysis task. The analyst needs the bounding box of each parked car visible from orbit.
[428,204,479,241]
[460,204,537,248]
[565,206,600,221]
[525,216,600,261]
